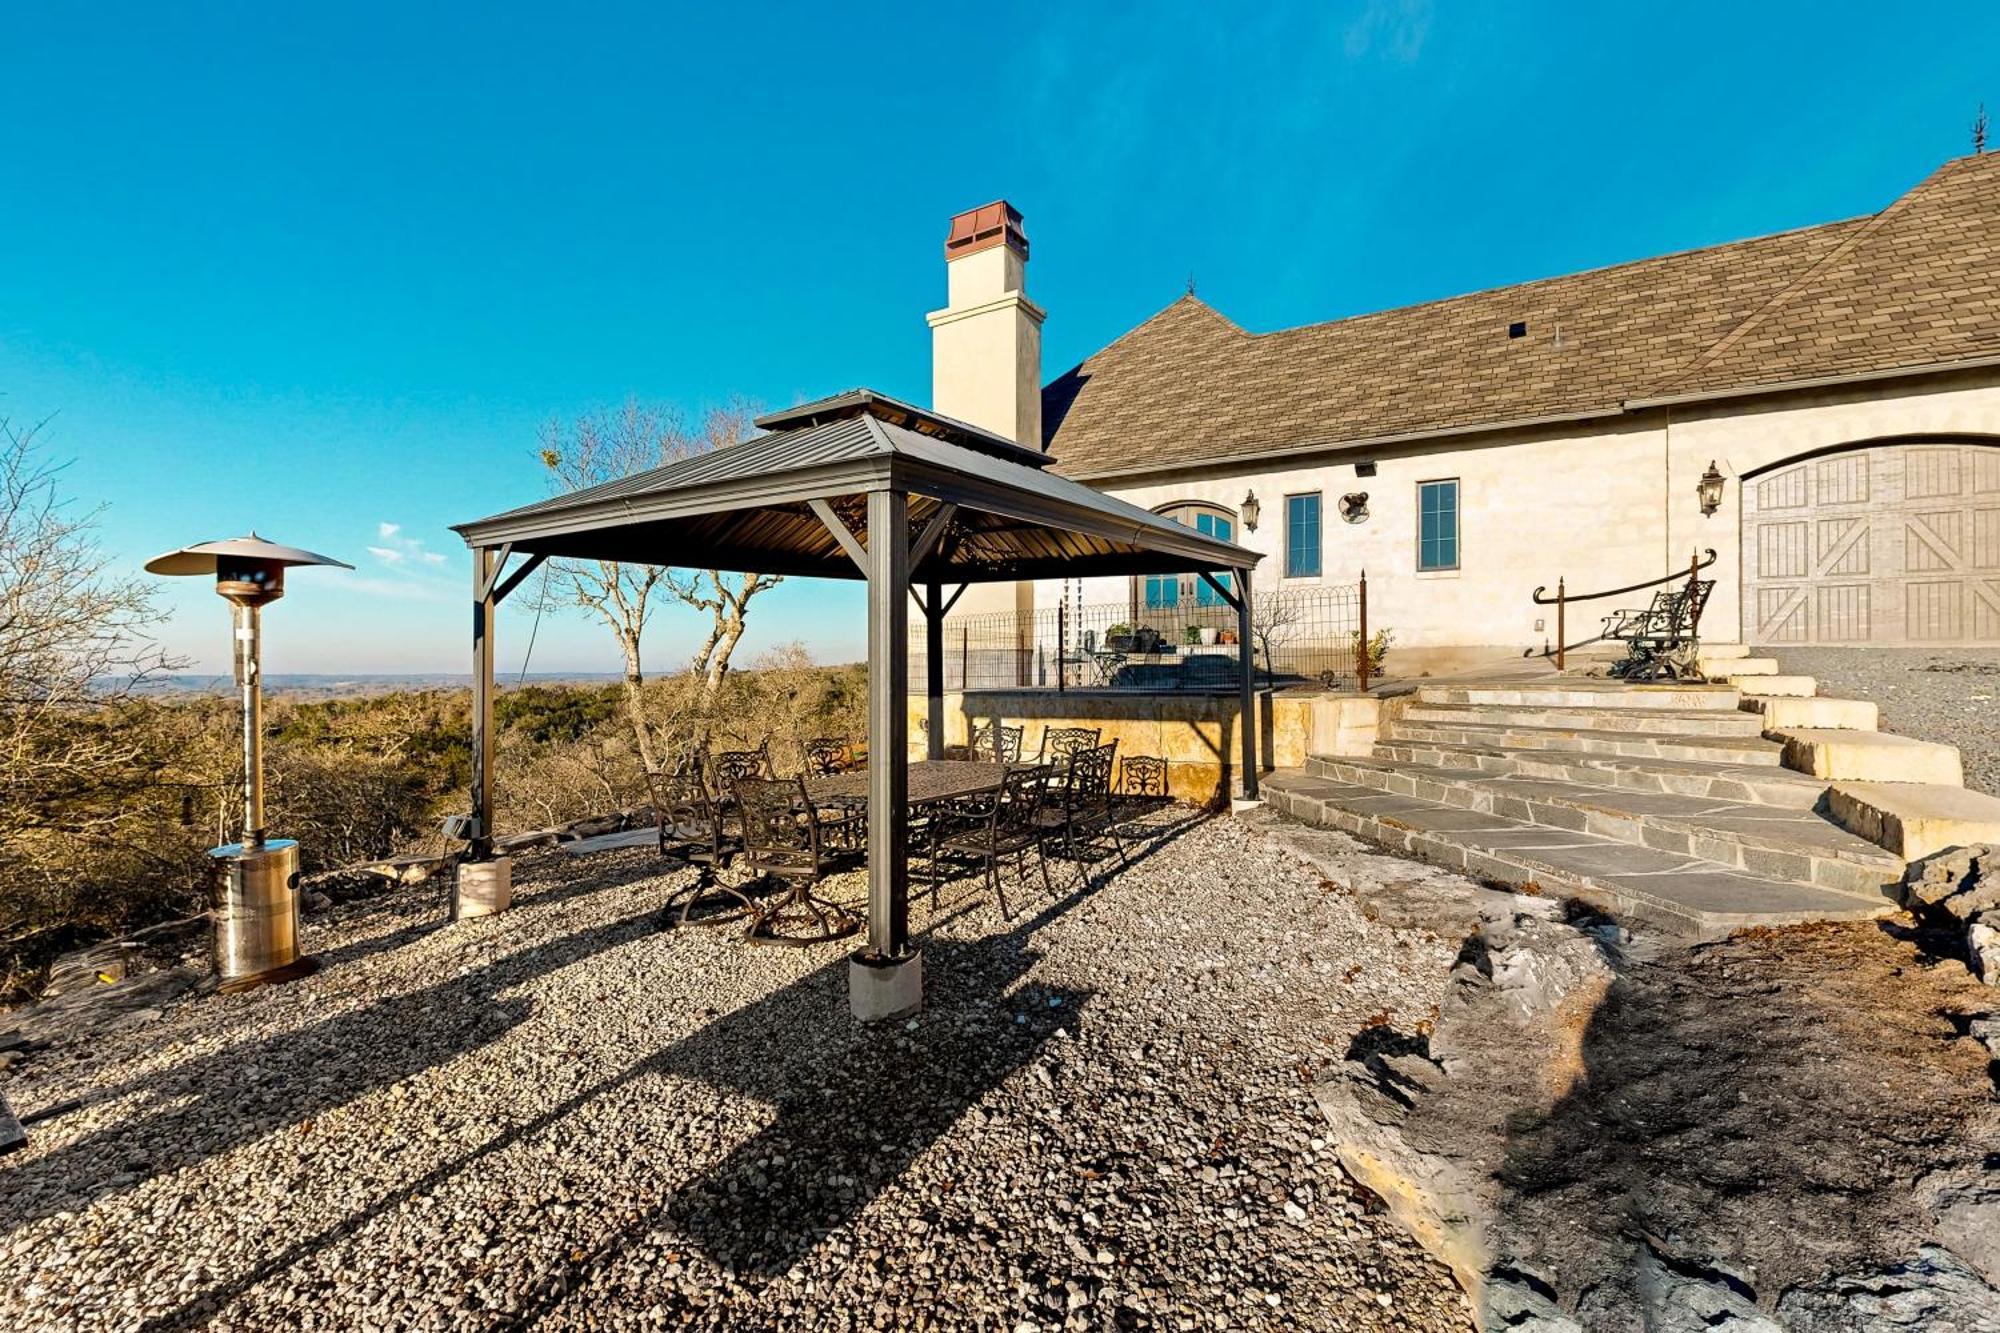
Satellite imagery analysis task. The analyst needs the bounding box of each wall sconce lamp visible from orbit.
[1697,461,1726,517]
[1241,490,1261,532]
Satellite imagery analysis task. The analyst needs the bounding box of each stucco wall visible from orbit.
[991,371,2000,657]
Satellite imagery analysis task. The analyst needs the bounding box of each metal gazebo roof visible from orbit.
[449,387,1267,1013]
[452,389,1260,581]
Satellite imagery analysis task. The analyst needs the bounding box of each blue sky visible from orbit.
[3,2,1994,676]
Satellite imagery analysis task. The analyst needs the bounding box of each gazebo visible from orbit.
[451,390,1262,1017]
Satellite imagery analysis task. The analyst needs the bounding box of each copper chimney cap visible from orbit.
[944,200,1028,261]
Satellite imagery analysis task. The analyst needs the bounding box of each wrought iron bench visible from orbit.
[1602,578,1714,682]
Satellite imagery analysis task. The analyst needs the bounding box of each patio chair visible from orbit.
[733,775,859,946]
[969,721,1024,764]
[1037,741,1127,875]
[930,764,1052,920]
[803,735,857,776]
[1036,725,1101,764]
[652,769,756,929]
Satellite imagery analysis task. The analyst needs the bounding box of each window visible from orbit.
[1285,493,1322,578]
[1133,502,1235,611]
[1418,479,1459,571]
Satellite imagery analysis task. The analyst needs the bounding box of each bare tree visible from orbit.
[535,398,780,771]
[0,415,184,927]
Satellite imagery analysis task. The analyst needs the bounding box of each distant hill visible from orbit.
[139,672,625,700]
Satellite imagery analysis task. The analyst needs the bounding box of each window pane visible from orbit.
[1286,493,1321,577]
[1418,481,1459,570]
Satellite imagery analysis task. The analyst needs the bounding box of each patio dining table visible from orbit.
[804,758,1025,812]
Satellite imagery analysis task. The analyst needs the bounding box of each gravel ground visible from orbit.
[0,810,1467,1331]
[1761,647,2000,795]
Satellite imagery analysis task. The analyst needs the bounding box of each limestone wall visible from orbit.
[907,689,1381,805]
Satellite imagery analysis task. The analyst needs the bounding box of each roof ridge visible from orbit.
[1651,158,1965,394]
[1246,216,1868,342]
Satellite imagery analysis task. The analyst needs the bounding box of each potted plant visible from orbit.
[1200,626,1219,646]
[1183,624,1203,646]
[1105,622,1136,653]
[1217,628,1238,645]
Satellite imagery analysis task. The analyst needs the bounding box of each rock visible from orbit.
[1480,1270,1581,1332]
[1932,1184,2000,1288]
[1903,845,2000,924]
[1776,1246,2000,1331]
[304,892,334,914]
[1969,917,2000,985]
[1634,1247,1781,1332]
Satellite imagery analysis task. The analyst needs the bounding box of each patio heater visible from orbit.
[146,534,351,991]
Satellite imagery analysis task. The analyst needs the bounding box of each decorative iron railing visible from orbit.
[1529,548,1717,669]
[911,581,1368,693]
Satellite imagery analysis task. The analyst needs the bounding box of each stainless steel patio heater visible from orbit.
[146,534,351,991]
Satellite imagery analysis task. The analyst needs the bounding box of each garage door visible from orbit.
[1743,442,2000,645]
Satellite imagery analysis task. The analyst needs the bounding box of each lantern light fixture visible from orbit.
[1697,461,1726,517]
[1240,490,1261,532]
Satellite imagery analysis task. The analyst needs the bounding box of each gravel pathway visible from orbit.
[1762,648,2000,794]
[1,811,1466,1331]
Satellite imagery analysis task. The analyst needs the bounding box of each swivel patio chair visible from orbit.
[652,768,756,929]
[733,775,859,947]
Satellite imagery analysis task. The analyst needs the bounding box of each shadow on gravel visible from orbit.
[1487,920,1996,1325]
[80,809,1211,1329]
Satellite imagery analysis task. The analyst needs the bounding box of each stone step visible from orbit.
[1382,719,1785,767]
[1306,755,1901,899]
[1700,643,1752,660]
[1372,739,1830,809]
[1264,771,1896,938]
[1737,675,1817,697]
[1776,729,1965,786]
[1704,656,1779,677]
[1825,783,2000,861]
[1740,695,1880,732]
[1414,683,1743,712]
[1401,702,1766,738]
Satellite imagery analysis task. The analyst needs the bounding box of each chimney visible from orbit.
[927,200,1045,449]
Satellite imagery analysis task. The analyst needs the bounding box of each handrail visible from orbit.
[1531,549,1717,672]
[1532,548,1717,606]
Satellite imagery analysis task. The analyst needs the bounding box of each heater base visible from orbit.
[455,857,513,920]
[217,954,320,995]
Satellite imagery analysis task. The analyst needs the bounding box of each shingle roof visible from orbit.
[1043,153,2000,479]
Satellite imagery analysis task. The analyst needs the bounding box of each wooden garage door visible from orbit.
[1743,442,2000,646]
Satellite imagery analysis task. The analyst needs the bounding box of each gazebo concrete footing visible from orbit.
[450,389,1263,1016]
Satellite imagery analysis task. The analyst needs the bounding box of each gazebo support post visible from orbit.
[851,488,921,1022]
[457,545,512,920]
[1235,565,1259,804]
[924,579,945,761]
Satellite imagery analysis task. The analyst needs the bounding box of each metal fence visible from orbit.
[911,582,1366,692]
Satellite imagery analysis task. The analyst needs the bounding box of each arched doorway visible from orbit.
[1742,438,2000,645]
[1134,500,1237,613]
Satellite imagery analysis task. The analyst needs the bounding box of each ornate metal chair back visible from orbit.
[713,743,774,788]
[970,722,1024,764]
[803,736,853,776]
[734,775,822,880]
[1041,726,1101,763]
[1119,754,1169,798]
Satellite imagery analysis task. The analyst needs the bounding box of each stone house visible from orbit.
[927,154,2000,673]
